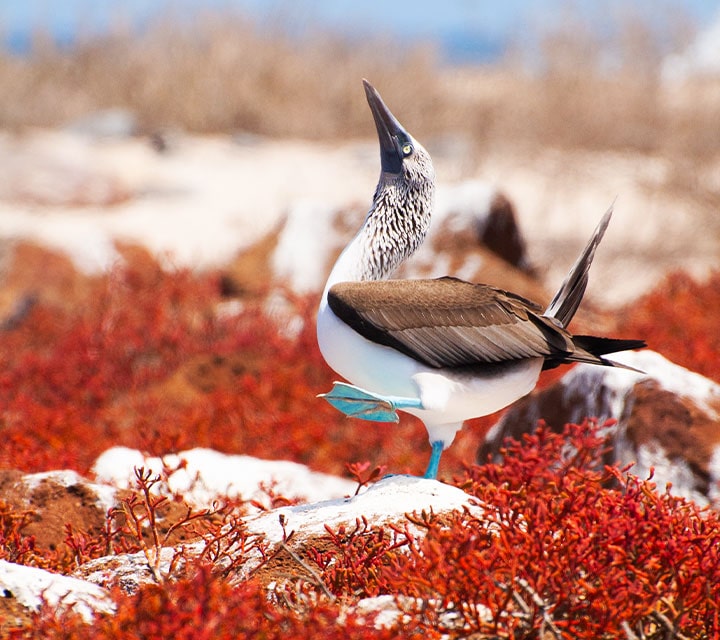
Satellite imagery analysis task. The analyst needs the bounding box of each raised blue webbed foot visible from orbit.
[318,382,422,423]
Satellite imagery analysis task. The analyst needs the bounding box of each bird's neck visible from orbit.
[323,185,432,295]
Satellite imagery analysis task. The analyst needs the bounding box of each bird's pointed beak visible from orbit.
[363,79,407,175]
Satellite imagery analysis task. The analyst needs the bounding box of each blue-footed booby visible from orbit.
[317,80,645,479]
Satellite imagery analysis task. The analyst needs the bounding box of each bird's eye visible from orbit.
[402,143,413,156]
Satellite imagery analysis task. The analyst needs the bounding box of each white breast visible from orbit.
[317,297,421,397]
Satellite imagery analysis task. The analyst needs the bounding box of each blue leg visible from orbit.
[319,382,423,423]
[423,441,444,479]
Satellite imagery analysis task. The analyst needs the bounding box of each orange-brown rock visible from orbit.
[479,350,720,505]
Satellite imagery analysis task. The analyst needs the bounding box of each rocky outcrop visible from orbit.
[0,470,116,556]
[480,350,720,505]
[222,180,545,303]
[76,475,481,593]
[91,447,357,511]
[0,471,479,625]
[0,560,115,628]
[4,459,473,622]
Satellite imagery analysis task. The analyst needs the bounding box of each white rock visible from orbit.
[267,179,505,294]
[0,560,114,622]
[487,350,720,505]
[244,474,481,543]
[353,595,407,628]
[92,446,357,509]
[271,200,343,293]
[79,475,483,590]
[593,350,720,418]
[352,593,491,631]
[433,179,498,231]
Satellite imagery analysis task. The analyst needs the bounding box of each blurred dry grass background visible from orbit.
[0,10,719,163]
[0,14,443,139]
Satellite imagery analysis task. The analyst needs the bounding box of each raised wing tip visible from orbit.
[594,201,615,243]
[544,202,617,326]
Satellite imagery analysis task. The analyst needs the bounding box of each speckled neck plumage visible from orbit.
[357,173,434,281]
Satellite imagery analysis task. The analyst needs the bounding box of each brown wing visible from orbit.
[327,277,575,369]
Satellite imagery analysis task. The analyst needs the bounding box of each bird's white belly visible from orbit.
[317,302,544,427]
[406,360,543,426]
[318,301,421,397]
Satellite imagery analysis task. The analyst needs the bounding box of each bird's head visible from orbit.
[363,79,434,194]
[342,80,435,281]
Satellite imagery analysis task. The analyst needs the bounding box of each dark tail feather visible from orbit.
[542,335,647,371]
[545,204,613,327]
[574,335,647,357]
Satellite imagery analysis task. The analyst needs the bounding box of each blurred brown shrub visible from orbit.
[0,9,719,164]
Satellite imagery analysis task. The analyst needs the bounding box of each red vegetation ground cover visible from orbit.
[0,252,435,477]
[307,423,720,637]
[13,565,428,640]
[9,423,720,638]
[620,271,720,383]
[2,249,720,637]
